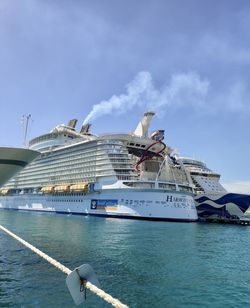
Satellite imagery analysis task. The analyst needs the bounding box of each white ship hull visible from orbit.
[0,189,197,222]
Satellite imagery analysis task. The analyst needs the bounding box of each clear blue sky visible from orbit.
[0,0,249,192]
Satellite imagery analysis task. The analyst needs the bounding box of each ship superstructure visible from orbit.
[178,157,226,195]
[0,112,197,222]
[178,157,250,222]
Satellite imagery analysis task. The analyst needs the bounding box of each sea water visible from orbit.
[1,210,250,308]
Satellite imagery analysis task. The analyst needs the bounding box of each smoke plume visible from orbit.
[83,71,209,124]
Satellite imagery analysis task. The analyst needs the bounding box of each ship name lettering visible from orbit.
[173,197,186,203]
[166,195,173,202]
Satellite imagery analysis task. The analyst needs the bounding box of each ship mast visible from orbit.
[22,114,31,147]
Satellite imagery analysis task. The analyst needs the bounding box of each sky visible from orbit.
[0,0,250,193]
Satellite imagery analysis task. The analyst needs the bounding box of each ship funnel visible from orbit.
[67,119,78,130]
[134,111,155,138]
[80,123,92,135]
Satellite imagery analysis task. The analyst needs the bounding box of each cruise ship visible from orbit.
[0,112,198,222]
[0,147,39,187]
[178,157,250,222]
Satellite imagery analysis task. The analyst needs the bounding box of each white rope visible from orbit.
[0,224,128,308]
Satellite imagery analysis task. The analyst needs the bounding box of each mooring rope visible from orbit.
[0,225,128,308]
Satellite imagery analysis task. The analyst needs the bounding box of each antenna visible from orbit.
[22,114,31,147]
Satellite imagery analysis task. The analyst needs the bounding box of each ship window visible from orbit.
[135,144,140,147]
[130,143,135,146]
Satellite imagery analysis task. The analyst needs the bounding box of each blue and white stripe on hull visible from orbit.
[195,193,250,221]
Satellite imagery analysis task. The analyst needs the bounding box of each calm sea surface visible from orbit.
[1,210,250,307]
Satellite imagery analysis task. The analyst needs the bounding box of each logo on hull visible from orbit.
[90,199,118,211]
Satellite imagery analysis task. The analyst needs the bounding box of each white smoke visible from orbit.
[83,71,209,124]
